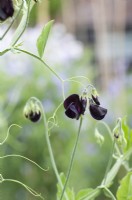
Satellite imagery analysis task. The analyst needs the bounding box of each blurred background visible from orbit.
[0,0,132,199]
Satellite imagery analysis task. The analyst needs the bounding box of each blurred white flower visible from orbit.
[0,23,84,76]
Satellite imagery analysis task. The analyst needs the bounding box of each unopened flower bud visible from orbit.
[113,118,127,149]
[23,97,41,123]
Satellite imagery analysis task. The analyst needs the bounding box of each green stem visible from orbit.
[11,0,32,46]
[3,178,44,199]
[0,154,48,171]
[101,140,115,185]
[60,117,83,200]
[15,48,63,82]
[103,187,116,200]
[40,102,69,200]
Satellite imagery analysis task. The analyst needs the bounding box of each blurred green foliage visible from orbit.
[0,27,132,200]
[0,48,112,200]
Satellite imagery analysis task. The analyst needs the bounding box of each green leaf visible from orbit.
[36,20,54,58]
[122,117,132,152]
[122,117,129,136]
[104,157,123,187]
[76,188,94,200]
[57,173,75,200]
[76,188,100,200]
[116,171,132,200]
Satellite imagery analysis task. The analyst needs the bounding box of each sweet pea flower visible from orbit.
[63,94,87,120]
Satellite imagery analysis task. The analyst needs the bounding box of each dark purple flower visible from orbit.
[0,0,14,21]
[89,99,107,120]
[63,94,87,120]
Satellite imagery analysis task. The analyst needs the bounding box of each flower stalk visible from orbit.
[38,99,69,200]
[60,117,83,200]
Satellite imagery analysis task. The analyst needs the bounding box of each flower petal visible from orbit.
[89,103,107,120]
[63,94,80,109]
[65,103,80,119]
[64,94,87,119]
[0,0,14,21]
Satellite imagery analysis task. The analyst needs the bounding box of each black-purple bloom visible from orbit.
[63,94,87,120]
[0,0,14,21]
[89,99,107,120]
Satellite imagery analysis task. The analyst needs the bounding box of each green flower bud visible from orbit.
[113,118,127,149]
[23,97,41,123]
